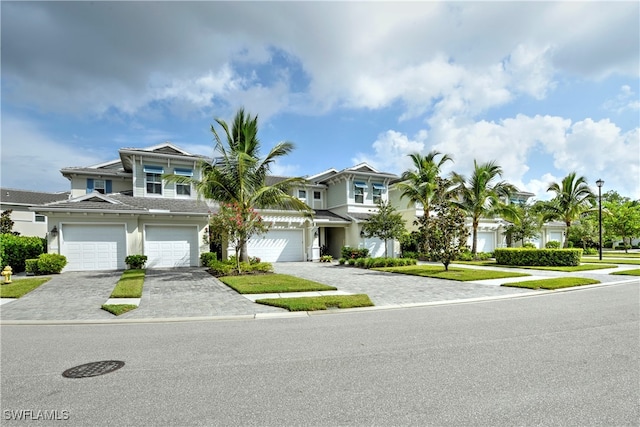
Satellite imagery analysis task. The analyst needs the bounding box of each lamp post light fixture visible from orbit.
[596,179,604,260]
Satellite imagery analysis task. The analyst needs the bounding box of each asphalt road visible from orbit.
[1,282,638,426]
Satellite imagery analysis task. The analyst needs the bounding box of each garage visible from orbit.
[144,225,198,268]
[246,229,304,262]
[363,237,392,258]
[474,231,496,253]
[61,224,126,271]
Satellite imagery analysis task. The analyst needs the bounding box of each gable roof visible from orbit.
[32,192,212,216]
[0,188,70,207]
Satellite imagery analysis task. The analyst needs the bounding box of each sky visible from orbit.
[2,1,639,201]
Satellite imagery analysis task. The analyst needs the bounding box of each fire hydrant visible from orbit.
[1,266,12,284]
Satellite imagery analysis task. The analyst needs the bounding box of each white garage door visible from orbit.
[145,226,198,268]
[363,238,392,258]
[475,232,496,253]
[247,229,304,262]
[61,224,126,271]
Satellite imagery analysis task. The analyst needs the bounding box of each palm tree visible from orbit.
[541,172,595,248]
[169,108,311,261]
[450,160,517,257]
[396,150,454,216]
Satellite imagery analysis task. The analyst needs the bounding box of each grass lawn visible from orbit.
[502,277,600,290]
[611,269,640,276]
[219,274,337,294]
[579,258,640,265]
[376,265,529,281]
[256,294,374,311]
[101,304,138,316]
[110,269,145,298]
[455,260,620,271]
[0,277,51,298]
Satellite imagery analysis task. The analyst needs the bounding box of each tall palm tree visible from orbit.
[541,172,595,248]
[396,150,454,217]
[169,108,311,261]
[450,160,517,257]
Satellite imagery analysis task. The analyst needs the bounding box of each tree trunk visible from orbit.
[239,239,249,263]
[471,219,478,257]
[564,222,571,248]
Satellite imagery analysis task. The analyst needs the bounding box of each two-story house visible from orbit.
[32,143,212,271]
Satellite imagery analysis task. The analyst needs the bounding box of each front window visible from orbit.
[35,214,46,223]
[176,182,191,196]
[298,189,307,199]
[146,173,162,195]
[372,183,385,204]
[314,191,321,200]
[354,182,367,204]
[94,179,106,194]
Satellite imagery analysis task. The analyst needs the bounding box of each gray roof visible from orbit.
[313,210,350,223]
[0,188,70,206]
[34,193,212,215]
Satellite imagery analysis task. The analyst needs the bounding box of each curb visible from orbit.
[2,279,637,326]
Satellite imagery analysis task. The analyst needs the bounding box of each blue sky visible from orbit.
[2,1,639,200]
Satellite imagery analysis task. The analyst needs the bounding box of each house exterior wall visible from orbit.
[68,175,132,198]
[2,206,49,237]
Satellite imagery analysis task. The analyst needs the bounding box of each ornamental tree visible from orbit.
[210,202,268,273]
[361,200,407,258]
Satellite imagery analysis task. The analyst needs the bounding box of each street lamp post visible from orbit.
[596,179,604,260]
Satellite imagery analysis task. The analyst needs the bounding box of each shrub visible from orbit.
[25,259,39,275]
[249,256,261,264]
[0,234,45,273]
[402,251,418,260]
[583,248,598,255]
[340,246,369,260]
[200,252,217,267]
[125,255,147,269]
[338,258,346,265]
[355,258,366,268]
[523,242,536,249]
[36,253,67,274]
[347,258,356,266]
[545,241,561,249]
[320,255,333,263]
[208,261,235,277]
[494,248,582,267]
[615,244,631,250]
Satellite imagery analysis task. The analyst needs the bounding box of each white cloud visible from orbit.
[603,85,640,114]
[352,130,426,174]
[0,115,106,191]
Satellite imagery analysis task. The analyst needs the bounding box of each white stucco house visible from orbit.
[26,142,567,271]
[0,188,70,237]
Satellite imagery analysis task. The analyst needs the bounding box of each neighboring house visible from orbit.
[0,188,70,237]
[253,163,400,262]
[31,143,212,271]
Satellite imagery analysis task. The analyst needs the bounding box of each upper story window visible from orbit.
[34,214,46,223]
[86,178,112,194]
[313,191,321,201]
[144,165,164,195]
[174,168,193,197]
[354,181,367,204]
[298,189,307,200]
[372,183,385,204]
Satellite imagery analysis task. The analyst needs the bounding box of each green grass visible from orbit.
[256,294,374,311]
[110,269,145,298]
[219,274,337,294]
[101,304,138,316]
[611,269,640,276]
[579,258,640,265]
[0,277,51,298]
[376,265,529,281]
[501,277,600,290]
[589,251,640,258]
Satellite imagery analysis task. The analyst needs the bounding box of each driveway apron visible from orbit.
[0,271,121,321]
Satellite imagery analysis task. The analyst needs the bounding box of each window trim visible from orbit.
[298,189,307,199]
[145,172,163,196]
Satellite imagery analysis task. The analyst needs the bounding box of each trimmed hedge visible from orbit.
[341,246,370,260]
[350,257,417,269]
[200,252,217,267]
[494,248,583,267]
[0,234,46,273]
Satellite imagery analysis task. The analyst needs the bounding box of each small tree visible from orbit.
[422,196,469,271]
[210,202,268,273]
[603,196,640,253]
[1,210,19,235]
[503,203,541,247]
[567,215,598,250]
[361,200,407,258]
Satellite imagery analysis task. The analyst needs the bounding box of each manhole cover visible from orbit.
[62,360,125,378]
